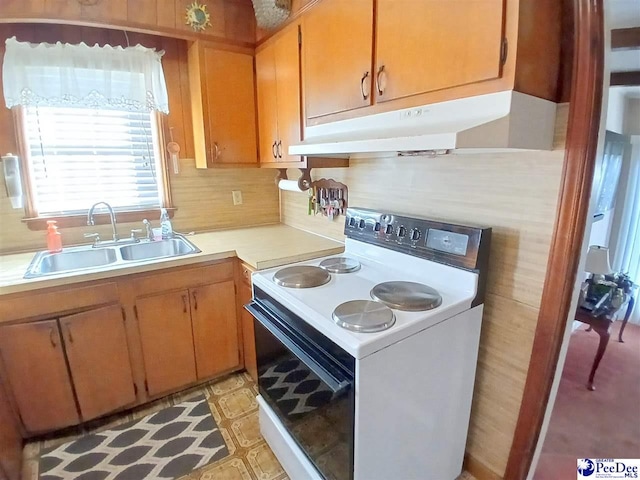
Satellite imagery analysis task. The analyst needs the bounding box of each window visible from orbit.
[22,105,167,218]
[2,37,172,227]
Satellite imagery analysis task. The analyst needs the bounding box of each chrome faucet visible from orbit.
[87,202,119,243]
[142,219,154,241]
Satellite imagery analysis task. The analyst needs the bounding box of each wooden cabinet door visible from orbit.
[191,281,240,379]
[203,47,258,166]
[0,321,79,433]
[62,305,136,422]
[302,0,373,119]
[274,25,302,163]
[0,380,22,480]
[375,0,505,103]
[238,282,257,382]
[256,42,279,164]
[136,290,197,397]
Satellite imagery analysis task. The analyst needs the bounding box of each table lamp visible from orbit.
[585,245,612,282]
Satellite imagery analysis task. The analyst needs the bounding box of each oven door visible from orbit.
[246,297,354,480]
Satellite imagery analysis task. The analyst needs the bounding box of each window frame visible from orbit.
[13,107,174,231]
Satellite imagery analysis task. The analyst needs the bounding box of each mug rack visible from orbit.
[309,178,348,220]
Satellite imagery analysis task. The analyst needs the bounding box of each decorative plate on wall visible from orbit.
[186,1,212,32]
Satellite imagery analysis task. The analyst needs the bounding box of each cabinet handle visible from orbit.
[360,71,370,100]
[272,141,277,159]
[277,140,283,159]
[376,65,387,96]
[65,324,74,344]
[182,294,188,313]
[49,327,57,348]
[212,142,221,161]
[192,291,198,311]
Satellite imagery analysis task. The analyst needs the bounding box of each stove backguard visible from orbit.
[344,207,491,307]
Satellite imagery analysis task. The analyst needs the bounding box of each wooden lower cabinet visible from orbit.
[0,320,79,433]
[0,306,137,433]
[0,380,22,480]
[135,290,198,397]
[62,305,136,422]
[238,281,257,382]
[136,278,241,394]
[192,281,240,379]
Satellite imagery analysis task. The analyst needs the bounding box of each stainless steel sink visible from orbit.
[119,237,200,261]
[24,247,118,278]
[24,235,201,279]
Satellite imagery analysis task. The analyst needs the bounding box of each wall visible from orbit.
[280,106,569,477]
[606,87,627,134]
[0,23,280,254]
[625,98,640,135]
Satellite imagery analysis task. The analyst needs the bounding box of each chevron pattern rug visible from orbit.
[38,395,228,480]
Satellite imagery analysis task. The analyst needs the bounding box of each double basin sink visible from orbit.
[24,236,201,279]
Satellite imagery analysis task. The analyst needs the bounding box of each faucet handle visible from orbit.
[84,232,100,246]
[130,229,143,241]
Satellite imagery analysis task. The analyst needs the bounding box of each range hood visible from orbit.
[289,91,557,157]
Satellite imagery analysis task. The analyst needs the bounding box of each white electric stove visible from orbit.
[246,207,491,480]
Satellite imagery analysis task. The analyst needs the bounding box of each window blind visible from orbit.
[24,106,164,216]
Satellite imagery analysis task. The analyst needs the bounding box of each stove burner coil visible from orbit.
[319,256,361,274]
[332,300,396,332]
[370,281,442,311]
[273,266,331,288]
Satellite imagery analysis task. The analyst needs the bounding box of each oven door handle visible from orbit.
[246,302,351,396]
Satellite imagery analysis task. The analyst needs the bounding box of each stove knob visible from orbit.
[358,219,366,229]
[384,224,394,235]
[397,226,407,237]
[348,217,356,227]
[374,222,381,232]
[410,228,421,241]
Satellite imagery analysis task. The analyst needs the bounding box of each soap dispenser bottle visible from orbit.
[46,220,62,253]
[160,208,173,239]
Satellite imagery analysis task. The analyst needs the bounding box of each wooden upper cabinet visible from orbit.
[188,42,258,168]
[256,42,280,164]
[191,281,240,379]
[274,26,303,163]
[302,0,374,119]
[256,24,303,165]
[61,305,136,422]
[136,290,197,397]
[375,0,505,103]
[0,321,79,433]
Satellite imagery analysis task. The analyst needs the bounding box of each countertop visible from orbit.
[0,224,344,296]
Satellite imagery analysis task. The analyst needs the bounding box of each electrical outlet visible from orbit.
[232,190,243,206]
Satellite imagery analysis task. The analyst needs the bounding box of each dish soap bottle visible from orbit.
[160,208,173,239]
[46,220,62,253]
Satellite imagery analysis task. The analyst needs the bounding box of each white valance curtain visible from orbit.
[2,37,169,113]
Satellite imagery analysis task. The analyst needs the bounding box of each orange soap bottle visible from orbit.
[46,220,62,253]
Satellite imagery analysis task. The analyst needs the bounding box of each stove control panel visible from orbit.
[344,207,491,274]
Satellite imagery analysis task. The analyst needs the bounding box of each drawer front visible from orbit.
[0,282,119,324]
[126,261,234,297]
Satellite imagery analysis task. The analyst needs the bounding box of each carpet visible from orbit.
[38,395,229,480]
[534,322,640,479]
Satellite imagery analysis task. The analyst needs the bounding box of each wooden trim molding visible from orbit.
[611,26,640,50]
[610,70,640,86]
[503,1,604,478]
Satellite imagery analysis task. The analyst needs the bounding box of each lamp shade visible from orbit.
[585,245,612,274]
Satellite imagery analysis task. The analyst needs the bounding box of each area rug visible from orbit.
[38,395,229,480]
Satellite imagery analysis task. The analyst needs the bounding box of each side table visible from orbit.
[574,307,613,391]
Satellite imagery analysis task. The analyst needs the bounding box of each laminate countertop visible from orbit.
[0,224,344,296]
